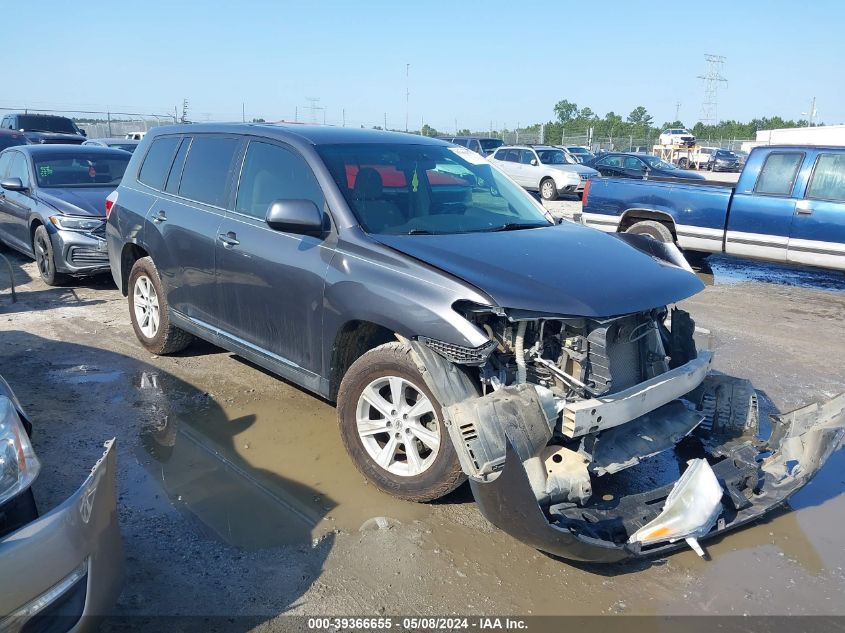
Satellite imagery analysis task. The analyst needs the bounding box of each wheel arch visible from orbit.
[618,209,678,240]
[328,319,398,401]
[119,242,149,296]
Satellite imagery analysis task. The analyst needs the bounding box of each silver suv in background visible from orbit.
[488,145,599,199]
[440,136,503,157]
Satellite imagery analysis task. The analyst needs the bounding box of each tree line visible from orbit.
[418,99,819,144]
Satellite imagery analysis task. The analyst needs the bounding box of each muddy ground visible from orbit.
[1,241,843,627]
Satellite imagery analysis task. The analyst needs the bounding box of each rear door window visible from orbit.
[178,136,240,208]
[504,149,519,162]
[807,153,845,202]
[235,141,324,219]
[755,152,804,196]
[138,136,180,190]
[519,150,535,165]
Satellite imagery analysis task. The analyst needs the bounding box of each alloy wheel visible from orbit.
[355,375,441,477]
[133,275,161,339]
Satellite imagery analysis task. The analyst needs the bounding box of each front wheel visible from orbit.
[337,342,465,502]
[33,225,67,286]
[128,256,194,354]
[539,178,558,201]
[678,158,689,169]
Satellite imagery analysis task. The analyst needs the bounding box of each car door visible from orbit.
[497,149,522,183]
[594,155,625,178]
[144,134,241,326]
[215,138,332,375]
[518,149,540,188]
[787,151,845,270]
[0,151,35,251]
[725,150,804,262]
[622,156,648,179]
[0,151,14,244]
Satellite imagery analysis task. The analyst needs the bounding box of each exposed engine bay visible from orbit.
[408,305,845,562]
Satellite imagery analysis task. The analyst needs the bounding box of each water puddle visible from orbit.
[134,370,428,549]
[700,255,845,292]
[48,365,124,384]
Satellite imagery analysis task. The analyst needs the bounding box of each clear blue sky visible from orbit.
[5,0,842,131]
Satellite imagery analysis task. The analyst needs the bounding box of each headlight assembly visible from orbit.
[0,396,41,506]
[49,215,105,232]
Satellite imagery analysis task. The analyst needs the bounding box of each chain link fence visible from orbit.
[0,107,177,139]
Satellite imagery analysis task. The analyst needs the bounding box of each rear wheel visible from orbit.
[128,256,194,354]
[625,219,674,243]
[33,225,67,286]
[540,178,558,201]
[678,158,689,169]
[337,342,465,502]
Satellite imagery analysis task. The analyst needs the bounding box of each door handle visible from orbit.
[218,231,239,248]
[795,201,813,215]
[152,210,167,223]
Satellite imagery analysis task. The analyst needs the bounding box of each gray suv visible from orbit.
[107,123,845,563]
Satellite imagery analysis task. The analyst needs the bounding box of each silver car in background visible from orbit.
[489,145,599,200]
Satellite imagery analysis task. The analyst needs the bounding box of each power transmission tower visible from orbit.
[697,54,727,125]
[181,99,189,123]
[675,101,681,122]
[305,97,322,124]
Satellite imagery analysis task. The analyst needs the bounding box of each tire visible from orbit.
[33,225,68,286]
[539,178,558,201]
[678,158,688,169]
[683,250,711,268]
[625,219,674,243]
[127,256,194,354]
[337,342,466,502]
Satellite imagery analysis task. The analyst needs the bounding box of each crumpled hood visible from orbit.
[37,188,112,217]
[373,223,704,317]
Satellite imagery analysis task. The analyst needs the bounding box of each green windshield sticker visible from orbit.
[411,169,419,192]
[40,165,53,177]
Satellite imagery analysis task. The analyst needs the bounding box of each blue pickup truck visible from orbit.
[581,145,845,270]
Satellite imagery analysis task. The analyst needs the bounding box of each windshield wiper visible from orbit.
[406,228,439,235]
[486,222,550,232]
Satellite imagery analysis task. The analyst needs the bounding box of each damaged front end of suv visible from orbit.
[406,297,845,563]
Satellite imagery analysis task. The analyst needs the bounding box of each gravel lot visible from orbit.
[1,234,843,628]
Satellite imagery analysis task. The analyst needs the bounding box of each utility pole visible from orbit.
[405,63,410,133]
[342,108,346,127]
[697,54,727,125]
[305,97,321,124]
[181,99,189,124]
[242,103,245,123]
[803,97,817,127]
[384,112,387,130]
[675,101,681,122]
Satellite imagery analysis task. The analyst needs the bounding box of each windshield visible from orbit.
[18,115,78,135]
[537,149,570,165]
[641,155,678,170]
[34,153,130,188]
[317,143,553,235]
[479,139,504,151]
[715,150,736,158]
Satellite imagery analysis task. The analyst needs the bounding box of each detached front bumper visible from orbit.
[49,227,110,276]
[469,391,845,563]
[0,440,124,631]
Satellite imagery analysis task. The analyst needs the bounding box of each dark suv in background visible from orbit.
[106,123,844,563]
[0,113,87,145]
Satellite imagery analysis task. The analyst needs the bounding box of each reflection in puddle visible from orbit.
[699,255,845,291]
[134,370,427,549]
[49,365,124,384]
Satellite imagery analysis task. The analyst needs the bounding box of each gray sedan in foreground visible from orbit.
[0,375,123,631]
[0,145,130,285]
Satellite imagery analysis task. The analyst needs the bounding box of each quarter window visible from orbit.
[807,153,845,203]
[519,150,535,165]
[755,152,803,196]
[178,136,240,207]
[235,141,324,219]
[138,136,180,190]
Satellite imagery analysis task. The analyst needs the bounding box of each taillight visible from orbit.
[105,190,118,219]
[581,178,592,208]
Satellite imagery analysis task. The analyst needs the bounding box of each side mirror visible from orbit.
[0,177,26,192]
[265,199,323,236]
[530,159,538,166]
[79,129,87,137]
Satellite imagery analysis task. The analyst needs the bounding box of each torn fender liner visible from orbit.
[470,392,845,563]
